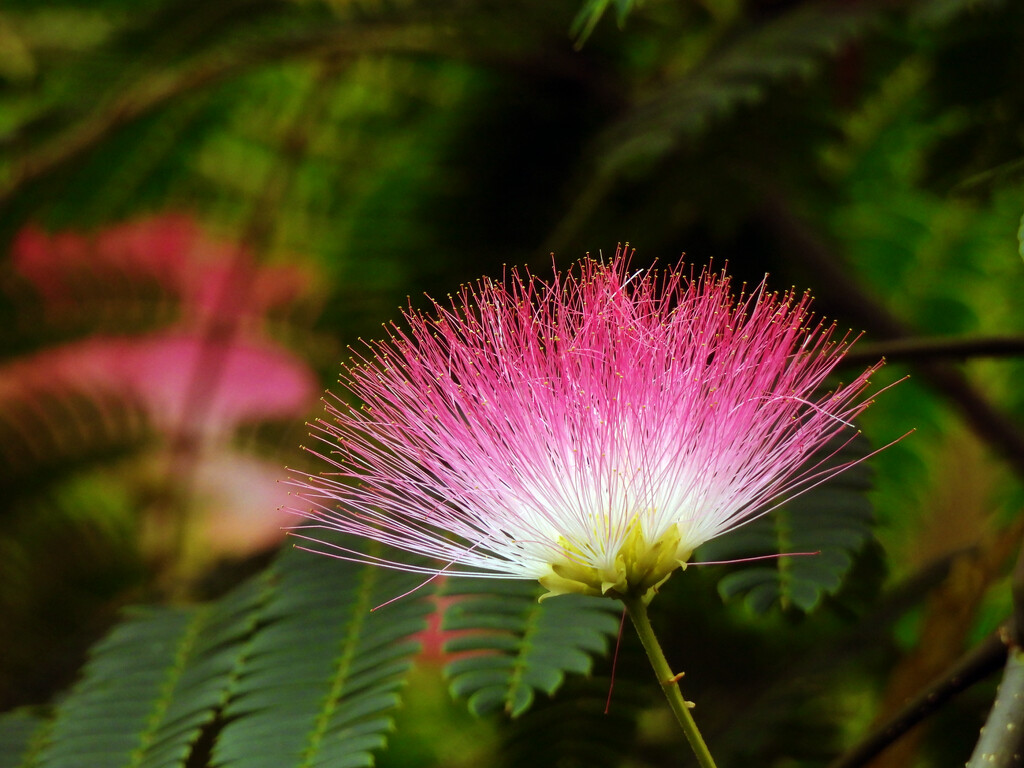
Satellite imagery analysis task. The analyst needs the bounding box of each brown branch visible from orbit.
[843,336,1024,367]
[828,630,1008,768]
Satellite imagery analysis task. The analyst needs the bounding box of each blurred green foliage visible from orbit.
[1,0,1024,766]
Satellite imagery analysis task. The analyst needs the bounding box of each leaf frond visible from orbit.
[441,579,621,718]
[212,544,431,768]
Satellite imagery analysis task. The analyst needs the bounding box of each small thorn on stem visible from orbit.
[664,671,685,685]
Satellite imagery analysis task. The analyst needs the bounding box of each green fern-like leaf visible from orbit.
[211,545,432,768]
[697,434,875,615]
[0,387,150,506]
[34,572,265,768]
[441,579,621,718]
[596,2,882,174]
[0,710,46,768]
[21,542,431,768]
[570,0,635,47]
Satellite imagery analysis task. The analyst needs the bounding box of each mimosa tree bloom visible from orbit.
[292,251,882,603]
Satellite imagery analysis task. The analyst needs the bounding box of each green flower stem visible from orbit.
[622,594,718,768]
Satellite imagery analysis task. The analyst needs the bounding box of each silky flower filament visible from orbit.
[292,251,882,604]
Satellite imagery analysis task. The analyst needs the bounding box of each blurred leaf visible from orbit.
[0,386,149,504]
[570,0,612,47]
[570,0,635,48]
[497,674,644,768]
[0,710,46,768]
[594,2,882,175]
[0,471,144,711]
[1018,208,1023,262]
[911,0,1007,27]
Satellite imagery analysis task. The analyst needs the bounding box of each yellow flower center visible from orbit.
[538,517,692,604]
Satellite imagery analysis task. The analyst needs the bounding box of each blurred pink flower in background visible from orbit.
[191,451,306,557]
[0,334,315,438]
[12,215,310,326]
[1,213,320,564]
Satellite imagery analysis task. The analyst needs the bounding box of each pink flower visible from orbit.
[12,215,310,326]
[293,251,881,602]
